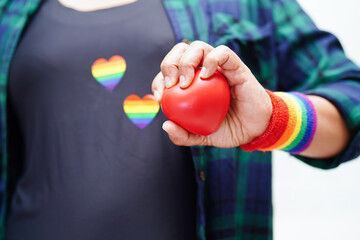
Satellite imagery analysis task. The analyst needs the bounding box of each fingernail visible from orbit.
[200,67,208,78]
[165,76,172,88]
[162,122,173,135]
[179,75,186,88]
[154,90,160,102]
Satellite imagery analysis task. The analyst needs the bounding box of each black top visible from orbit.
[6,0,196,239]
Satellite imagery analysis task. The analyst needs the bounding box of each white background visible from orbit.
[273,1,360,239]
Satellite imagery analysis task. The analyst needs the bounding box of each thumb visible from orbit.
[162,121,208,146]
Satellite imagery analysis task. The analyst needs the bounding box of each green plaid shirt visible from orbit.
[1,0,360,239]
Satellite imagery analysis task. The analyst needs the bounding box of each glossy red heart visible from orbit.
[161,69,230,136]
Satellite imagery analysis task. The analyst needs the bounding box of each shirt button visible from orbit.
[199,171,205,182]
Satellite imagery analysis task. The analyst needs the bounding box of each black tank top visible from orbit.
[6,0,196,239]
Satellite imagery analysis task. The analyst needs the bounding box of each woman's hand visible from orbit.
[152,41,272,148]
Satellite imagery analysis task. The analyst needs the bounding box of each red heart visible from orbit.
[161,69,230,136]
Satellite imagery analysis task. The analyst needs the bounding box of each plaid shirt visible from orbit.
[1,0,360,239]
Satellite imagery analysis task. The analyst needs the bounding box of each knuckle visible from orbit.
[175,42,189,50]
[160,62,176,72]
[190,40,204,47]
[206,53,220,63]
[191,41,209,53]
[178,58,193,69]
[160,61,169,70]
[154,78,162,88]
[216,45,230,52]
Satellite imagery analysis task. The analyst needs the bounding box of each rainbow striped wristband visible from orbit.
[240,90,317,154]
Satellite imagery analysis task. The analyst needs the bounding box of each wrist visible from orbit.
[239,90,317,153]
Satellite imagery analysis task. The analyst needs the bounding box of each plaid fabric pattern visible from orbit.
[0,0,360,239]
[164,2,360,239]
[0,0,40,238]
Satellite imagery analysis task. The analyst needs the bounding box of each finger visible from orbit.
[162,121,208,146]
[178,41,213,88]
[200,45,249,86]
[151,72,165,102]
[160,42,189,88]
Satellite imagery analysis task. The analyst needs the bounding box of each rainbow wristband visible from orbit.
[240,91,317,154]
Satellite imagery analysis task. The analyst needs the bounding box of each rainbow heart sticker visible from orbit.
[91,55,126,91]
[123,94,160,129]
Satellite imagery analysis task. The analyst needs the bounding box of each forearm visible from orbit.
[299,95,350,159]
[239,91,351,158]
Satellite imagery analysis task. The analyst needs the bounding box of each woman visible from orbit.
[1,0,359,239]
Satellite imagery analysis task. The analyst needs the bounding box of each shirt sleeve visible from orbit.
[271,0,360,169]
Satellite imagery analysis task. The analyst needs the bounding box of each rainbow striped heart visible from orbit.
[91,55,126,91]
[123,94,160,129]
